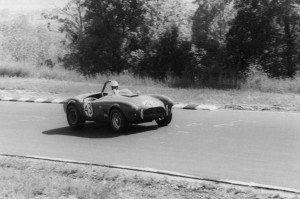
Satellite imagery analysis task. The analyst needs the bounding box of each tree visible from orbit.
[42,0,87,70]
[193,0,235,45]
[0,16,66,66]
[67,0,149,75]
[136,25,202,83]
[226,0,271,77]
[274,0,300,77]
[144,0,194,41]
[58,0,86,43]
[226,0,300,78]
[192,0,236,85]
[127,0,195,80]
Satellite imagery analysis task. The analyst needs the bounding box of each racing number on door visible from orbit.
[84,102,93,117]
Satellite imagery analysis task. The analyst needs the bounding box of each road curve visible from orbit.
[0,101,299,190]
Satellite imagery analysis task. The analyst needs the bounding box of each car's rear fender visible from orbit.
[64,99,85,117]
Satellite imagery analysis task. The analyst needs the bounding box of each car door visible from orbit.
[81,98,103,121]
[85,99,105,122]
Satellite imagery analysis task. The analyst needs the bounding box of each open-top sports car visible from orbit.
[63,80,174,133]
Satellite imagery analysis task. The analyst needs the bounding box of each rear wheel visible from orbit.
[155,114,172,127]
[109,109,128,133]
[67,105,85,130]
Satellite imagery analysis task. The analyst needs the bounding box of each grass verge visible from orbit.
[0,156,298,199]
[1,61,300,93]
[0,77,299,112]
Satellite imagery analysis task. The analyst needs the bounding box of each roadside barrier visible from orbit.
[0,97,219,110]
[0,97,65,104]
[173,103,218,110]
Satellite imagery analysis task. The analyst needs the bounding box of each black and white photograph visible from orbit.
[0,0,299,198]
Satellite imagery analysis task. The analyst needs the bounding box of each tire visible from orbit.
[155,114,172,127]
[109,108,128,133]
[67,105,85,130]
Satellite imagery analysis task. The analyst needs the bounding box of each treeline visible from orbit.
[2,0,299,88]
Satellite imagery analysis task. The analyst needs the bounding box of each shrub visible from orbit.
[0,62,30,77]
[242,64,300,93]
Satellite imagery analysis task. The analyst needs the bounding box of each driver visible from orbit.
[110,80,120,94]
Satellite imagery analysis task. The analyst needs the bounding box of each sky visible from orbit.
[0,0,195,12]
[0,0,69,12]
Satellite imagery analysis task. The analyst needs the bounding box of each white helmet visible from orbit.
[110,80,119,87]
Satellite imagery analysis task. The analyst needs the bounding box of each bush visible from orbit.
[242,64,300,93]
[0,62,31,77]
[0,17,67,67]
[0,62,84,81]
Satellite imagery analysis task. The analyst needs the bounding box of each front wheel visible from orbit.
[67,105,85,130]
[155,114,172,127]
[109,109,128,133]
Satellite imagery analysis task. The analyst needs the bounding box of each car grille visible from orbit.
[144,107,165,116]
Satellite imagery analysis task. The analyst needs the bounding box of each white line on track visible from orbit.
[51,99,65,103]
[213,120,257,128]
[19,98,30,102]
[26,155,89,164]
[196,105,219,110]
[1,97,14,101]
[186,123,203,127]
[34,98,47,103]
[176,131,190,134]
[173,104,188,109]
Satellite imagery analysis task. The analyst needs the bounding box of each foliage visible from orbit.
[193,0,235,45]
[0,61,85,81]
[191,0,237,87]
[0,16,66,67]
[68,0,149,75]
[136,26,193,81]
[42,0,87,70]
[57,0,195,77]
[144,0,194,41]
[226,0,300,78]
[1,0,300,89]
[242,63,300,93]
[40,0,300,86]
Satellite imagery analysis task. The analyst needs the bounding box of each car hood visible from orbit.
[69,92,166,109]
[106,94,165,109]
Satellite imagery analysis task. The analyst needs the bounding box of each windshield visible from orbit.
[119,89,136,96]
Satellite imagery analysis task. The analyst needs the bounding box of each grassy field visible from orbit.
[1,77,300,112]
[0,156,298,199]
[1,62,300,92]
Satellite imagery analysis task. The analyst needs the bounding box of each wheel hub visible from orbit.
[69,110,77,124]
[112,113,121,129]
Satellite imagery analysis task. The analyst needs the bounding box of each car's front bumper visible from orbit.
[126,106,171,124]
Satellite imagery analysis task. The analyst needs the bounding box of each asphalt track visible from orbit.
[0,101,299,190]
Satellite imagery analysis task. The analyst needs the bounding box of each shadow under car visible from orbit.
[42,122,159,139]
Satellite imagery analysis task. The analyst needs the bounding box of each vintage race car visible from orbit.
[63,80,174,133]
